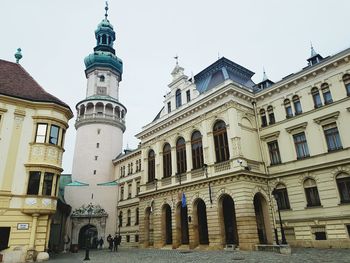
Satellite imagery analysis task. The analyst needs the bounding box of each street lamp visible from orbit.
[118,213,122,236]
[84,203,94,261]
[271,189,287,245]
[203,164,213,204]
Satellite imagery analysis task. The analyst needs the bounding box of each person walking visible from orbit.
[107,234,113,251]
[98,237,104,249]
[113,235,118,252]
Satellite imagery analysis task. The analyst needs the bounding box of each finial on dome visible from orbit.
[262,67,268,81]
[174,55,179,66]
[310,41,317,57]
[14,48,23,64]
[105,1,109,19]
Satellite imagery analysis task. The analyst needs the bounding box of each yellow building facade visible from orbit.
[114,47,350,250]
[0,59,72,261]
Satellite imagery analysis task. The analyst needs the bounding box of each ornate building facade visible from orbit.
[0,55,73,261]
[114,47,350,250]
[64,5,126,248]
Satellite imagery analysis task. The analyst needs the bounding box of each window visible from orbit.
[35,124,47,143]
[213,120,230,163]
[346,225,350,237]
[136,181,140,196]
[311,87,322,108]
[93,170,96,175]
[321,83,333,104]
[175,89,182,108]
[42,172,54,196]
[120,166,125,177]
[274,184,290,210]
[267,106,275,125]
[126,235,130,242]
[312,227,327,240]
[136,160,139,172]
[267,140,281,165]
[260,109,267,127]
[135,208,139,225]
[323,124,342,151]
[128,183,132,199]
[99,75,105,82]
[292,95,302,115]
[120,186,124,201]
[304,178,321,207]
[119,211,123,227]
[163,143,172,178]
[27,171,41,195]
[191,131,204,170]
[49,125,60,145]
[127,164,130,175]
[96,143,100,148]
[0,227,11,251]
[293,132,310,159]
[131,163,133,174]
[135,235,139,242]
[138,159,141,171]
[176,137,187,174]
[167,102,171,113]
[127,210,131,226]
[186,90,191,102]
[343,74,350,96]
[95,156,98,161]
[284,99,293,118]
[148,150,155,182]
[336,173,350,203]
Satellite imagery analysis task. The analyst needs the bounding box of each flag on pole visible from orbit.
[181,192,187,208]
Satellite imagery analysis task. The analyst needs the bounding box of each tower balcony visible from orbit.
[75,98,126,131]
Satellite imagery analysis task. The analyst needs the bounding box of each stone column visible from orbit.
[45,216,52,250]
[29,214,39,249]
[185,141,192,172]
[171,147,177,184]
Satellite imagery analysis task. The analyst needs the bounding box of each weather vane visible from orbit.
[105,1,109,19]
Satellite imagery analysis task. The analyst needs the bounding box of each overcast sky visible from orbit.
[1,0,350,173]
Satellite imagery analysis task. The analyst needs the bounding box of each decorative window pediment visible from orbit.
[285,122,308,134]
[313,111,340,125]
[260,131,280,142]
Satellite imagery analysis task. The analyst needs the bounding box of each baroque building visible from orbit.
[0,52,73,261]
[114,47,350,250]
[64,5,126,249]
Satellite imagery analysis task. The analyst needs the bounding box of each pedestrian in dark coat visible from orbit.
[113,235,118,252]
[107,234,113,251]
[99,237,104,249]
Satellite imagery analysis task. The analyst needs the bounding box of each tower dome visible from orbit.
[84,3,123,78]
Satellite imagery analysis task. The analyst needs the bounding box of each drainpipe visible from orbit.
[252,101,279,245]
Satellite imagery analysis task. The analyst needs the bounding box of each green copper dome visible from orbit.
[84,5,123,78]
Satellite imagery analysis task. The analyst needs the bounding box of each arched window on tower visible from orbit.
[175,89,182,108]
[260,109,267,127]
[311,87,322,108]
[267,106,275,125]
[213,120,229,163]
[148,150,155,182]
[191,131,203,170]
[176,137,187,174]
[163,143,172,178]
[292,95,302,115]
[342,74,350,96]
[102,34,107,45]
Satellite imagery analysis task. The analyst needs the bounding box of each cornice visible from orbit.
[75,117,126,132]
[285,122,308,134]
[313,111,340,125]
[260,131,280,141]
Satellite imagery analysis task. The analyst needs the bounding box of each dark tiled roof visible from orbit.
[0,59,71,110]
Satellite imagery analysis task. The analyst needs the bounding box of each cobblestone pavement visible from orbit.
[48,247,350,263]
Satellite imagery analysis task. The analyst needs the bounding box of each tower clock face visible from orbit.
[97,87,107,95]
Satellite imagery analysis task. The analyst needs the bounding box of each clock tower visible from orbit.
[65,3,126,245]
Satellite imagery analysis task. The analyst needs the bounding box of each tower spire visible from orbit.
[310,42,317,57]
[105,1,109,19]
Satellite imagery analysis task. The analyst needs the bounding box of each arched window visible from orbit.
[102,34,107,44]
[191,131,203,170]
[273,184,290,210]
[311,87,322,108]
[321,83,333,104]
[260,109,267,127]
[267,106,275,125]
[292,95,302,115]
[336,173,350,203]
[148,150,155,182]
[163,143,172,178]
[175,89,182,108]
[127,209,131,226]
[99,75,105,82]
[176,137,187,174]
[303,178,321,207]
[284,99,293,118]
[213,120,229,163]
[343,74,350,96]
